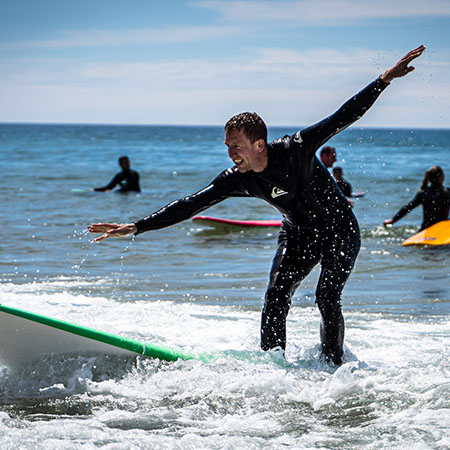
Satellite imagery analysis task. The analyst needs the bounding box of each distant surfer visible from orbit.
[383,165,449,231]
[92,156,141,193]
[89,46,425,365]
[321,147,356,204]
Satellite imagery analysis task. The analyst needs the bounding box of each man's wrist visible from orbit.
[380,72,392,84]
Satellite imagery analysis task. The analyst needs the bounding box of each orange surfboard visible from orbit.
[402,220,450,246]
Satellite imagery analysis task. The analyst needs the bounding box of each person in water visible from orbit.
[319,146,337,169]
[383,165,449,231]
[93,155,141,193]
[88,46,425,365]
[321,148,354,204]
[332,166,352,197]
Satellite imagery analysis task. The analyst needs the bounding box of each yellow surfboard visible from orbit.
[402,220,450,246]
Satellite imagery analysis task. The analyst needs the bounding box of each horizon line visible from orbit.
[1,121,449,131]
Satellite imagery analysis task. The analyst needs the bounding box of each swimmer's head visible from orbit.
[332,166,343,180]
[320,146,337,168]
[119,155,130,170]
[421,165,444,190]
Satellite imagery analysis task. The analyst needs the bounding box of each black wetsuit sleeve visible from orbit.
[392,192,423,223]
[299,77,389,158]
[133,169,248,235]
[94,173,122,191]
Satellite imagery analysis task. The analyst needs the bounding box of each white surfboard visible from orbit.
[0,304,202,367]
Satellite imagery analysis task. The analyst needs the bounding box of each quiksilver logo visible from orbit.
[271,187,288,198]
[293,131,303,144]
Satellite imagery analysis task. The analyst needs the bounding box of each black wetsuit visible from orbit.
[134,77,389,364]
[94,169,141,193]
[391,184,450,230]
[336,178,352,197]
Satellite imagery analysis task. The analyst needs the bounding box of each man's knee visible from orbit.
[264,286,292,316]
[315,290,344,328]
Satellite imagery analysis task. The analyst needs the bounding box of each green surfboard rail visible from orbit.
[0,304,212,363]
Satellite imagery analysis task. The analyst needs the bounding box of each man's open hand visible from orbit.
[87,223,137,242]
[381,45,425,83]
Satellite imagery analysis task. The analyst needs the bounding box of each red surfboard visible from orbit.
[192,215,282,228]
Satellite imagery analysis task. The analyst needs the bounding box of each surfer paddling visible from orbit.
[383,165,449,231]
[89,46,425,365]
[92,155,141,193]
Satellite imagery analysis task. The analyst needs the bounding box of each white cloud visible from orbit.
[1,47,385,87]
[193,0,450,23]
[1,47,448,127]
[0,25,237,49]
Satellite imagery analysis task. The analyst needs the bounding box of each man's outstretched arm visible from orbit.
[87,169,248,241]
[299,45,426,156]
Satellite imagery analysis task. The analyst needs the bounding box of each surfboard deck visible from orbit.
[192,215,282,228]
[402,220,450,246]
[0,304,212,367]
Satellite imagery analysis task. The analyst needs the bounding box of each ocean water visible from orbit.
[0,123,449,449]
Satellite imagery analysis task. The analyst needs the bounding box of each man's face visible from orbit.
[224,128,266,173]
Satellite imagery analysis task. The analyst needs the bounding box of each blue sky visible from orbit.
[1,0,449,128]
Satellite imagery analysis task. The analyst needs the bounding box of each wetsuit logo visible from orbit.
[271,187,288,198]
[293,131,303,144]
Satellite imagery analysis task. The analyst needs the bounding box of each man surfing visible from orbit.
[89,46,425,365]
